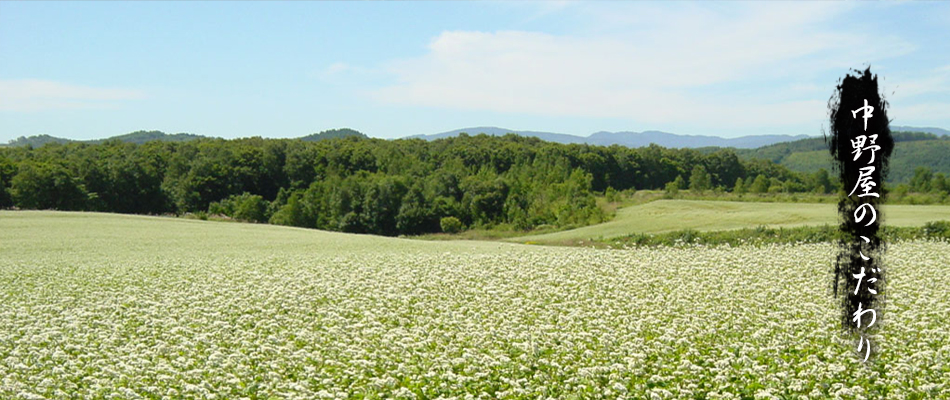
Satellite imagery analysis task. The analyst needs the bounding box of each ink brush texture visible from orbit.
[828,67,894,361]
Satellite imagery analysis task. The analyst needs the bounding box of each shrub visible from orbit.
[605,187,620,203]
[923,221,950,238]
[440,216,464,234]
[208,192,269,223]
[664,181,680,197]
[233,194,267,223]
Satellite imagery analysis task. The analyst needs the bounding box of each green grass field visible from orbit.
[512,200,950,244]
[2,211,949,398]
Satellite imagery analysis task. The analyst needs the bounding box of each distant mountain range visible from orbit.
[3,131,213,147]
[889,126,950,137]
[408,125,949,149]
[2,128,367,147]
[5,125,946,150]
[408,127,814,149]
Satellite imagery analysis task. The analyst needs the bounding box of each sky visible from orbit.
[1,1,948,142]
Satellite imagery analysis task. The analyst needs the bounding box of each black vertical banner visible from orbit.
[827,67,893,362]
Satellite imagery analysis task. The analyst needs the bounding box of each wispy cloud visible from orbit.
[890,102,950,125]
[0,79,145,112]
[371,3,914,133]
[324,62,351,75]
[889,64,950,99]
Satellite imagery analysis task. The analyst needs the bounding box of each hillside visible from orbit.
[891,125,950,136]
[5,134,73,147]
[7,125,946,184]
[6,131,211,147]
[735,131,950,183]
[510,199,950,244]
[5,128,368,147]
[89,130,208,144]
[298,128,368,141]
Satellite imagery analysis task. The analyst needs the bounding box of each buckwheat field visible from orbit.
[1,211,948,399]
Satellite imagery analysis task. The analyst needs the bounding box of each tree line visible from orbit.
[0,134,841,235]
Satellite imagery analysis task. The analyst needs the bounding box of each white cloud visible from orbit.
[324,62,351,75]
[890,102,950,124]
[888,64,950,99]
[371,3,914,132]
[0,79,145,112]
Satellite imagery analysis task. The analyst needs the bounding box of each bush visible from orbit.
[664,181,680,197]
[233,194,267,223]
[184,211,209,221]
[208,192,269,223]
[923,221,950,238]
[605,187,620,203]
[440,216,464,234]
[607,223,950,249]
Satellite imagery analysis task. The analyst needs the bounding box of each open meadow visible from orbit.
[1,211,949,399]
[511,200,950,245]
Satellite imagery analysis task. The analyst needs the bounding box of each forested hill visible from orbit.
[5,131,211,147]
[733,131,950,183]
[3,128,366,147]
[298,128,368,141]
[4,134,73,147]
[1,134,829,236]
[92,131,208,145]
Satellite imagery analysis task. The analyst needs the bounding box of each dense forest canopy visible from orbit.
[1,133,943,236]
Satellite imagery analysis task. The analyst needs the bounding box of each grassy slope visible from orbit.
[511,199,950,243]
[0,211,511,262]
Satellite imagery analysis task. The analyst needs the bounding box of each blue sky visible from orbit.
[1,1,948,142]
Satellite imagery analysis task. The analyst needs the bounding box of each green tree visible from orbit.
[811,169,833,194]
[750,174,770,194]
[0,156,13,208]
[734,177,746,194]
[688,165,711,193]
[396,184,434,235]
[233,193,268,222]
[665,175,684,196]
[931,173,948,194]
[10,162,88,210]
[462,172,508,226]
[910,167,934,193]
[0,175,10,208]
[362,176,406,235]
[269,191,315,228]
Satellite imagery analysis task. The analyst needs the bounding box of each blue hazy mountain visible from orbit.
[408,127,812,149]
[6,125,944,149]
[406,127,590,144]
[409,125,948,149]
[890,126,949,136]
